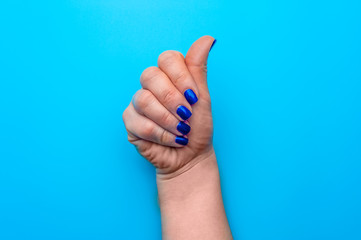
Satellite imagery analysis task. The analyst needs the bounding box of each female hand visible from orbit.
[123,36,232,239]
[123,36,216,177]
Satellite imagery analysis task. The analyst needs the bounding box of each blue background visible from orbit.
[1,0,361,239]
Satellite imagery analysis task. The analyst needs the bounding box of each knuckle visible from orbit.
[158,50,182,66]
[159,129,168,144]
[133,89,153,109]
[127,134,132,143]
[122,107,129,121]
[127,132,137,143]
[160,111,173,126]
[142,122,155,138]
[162,90,178,106]
[122,106,132,125]
[173,70,188,85]
[140,66,161,85]
[185,56,207,69]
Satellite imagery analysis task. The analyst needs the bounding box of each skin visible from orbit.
[123,36,233,239]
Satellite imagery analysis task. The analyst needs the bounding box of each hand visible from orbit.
[123,36,232,239]
[123,36,216,176]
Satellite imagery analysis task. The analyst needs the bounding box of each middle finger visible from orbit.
[140,66,193,121]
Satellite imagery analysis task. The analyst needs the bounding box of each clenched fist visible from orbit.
[123,36,216,175]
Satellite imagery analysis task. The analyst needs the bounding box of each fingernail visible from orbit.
[184,89,198,105]
[177,105,192,120]
[210,39,217,52]
[177,121,191,135]
[175,136,188,146]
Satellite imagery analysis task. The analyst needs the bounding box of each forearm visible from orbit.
[156,148,233,240]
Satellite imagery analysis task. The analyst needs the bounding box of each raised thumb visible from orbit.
[185,36,216,96]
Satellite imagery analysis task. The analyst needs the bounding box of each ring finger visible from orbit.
[132,89,191,136]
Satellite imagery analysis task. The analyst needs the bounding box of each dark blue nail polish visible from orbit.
[184,89,198,105]
[175,136,188,146]
[177,105,192,120]
[177,121,191,135]
[210,39,217,52]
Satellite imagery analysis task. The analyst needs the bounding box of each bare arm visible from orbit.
[157,149,232,239]
[123,36,232,239]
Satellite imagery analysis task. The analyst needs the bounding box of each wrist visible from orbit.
[156,147,233,239]
[156,146,217,180]
[156,147,219,204]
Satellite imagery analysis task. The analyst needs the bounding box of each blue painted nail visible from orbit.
[184,89,198,105]
[175,136,188,146]
[210,39,217,52]
[177,121,191,135]
[177,105,192,120]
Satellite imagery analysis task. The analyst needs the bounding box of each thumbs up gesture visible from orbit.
[123,36,217,176]
[123,36,232,239]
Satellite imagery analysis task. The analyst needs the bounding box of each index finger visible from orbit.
[158,50,199,105]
